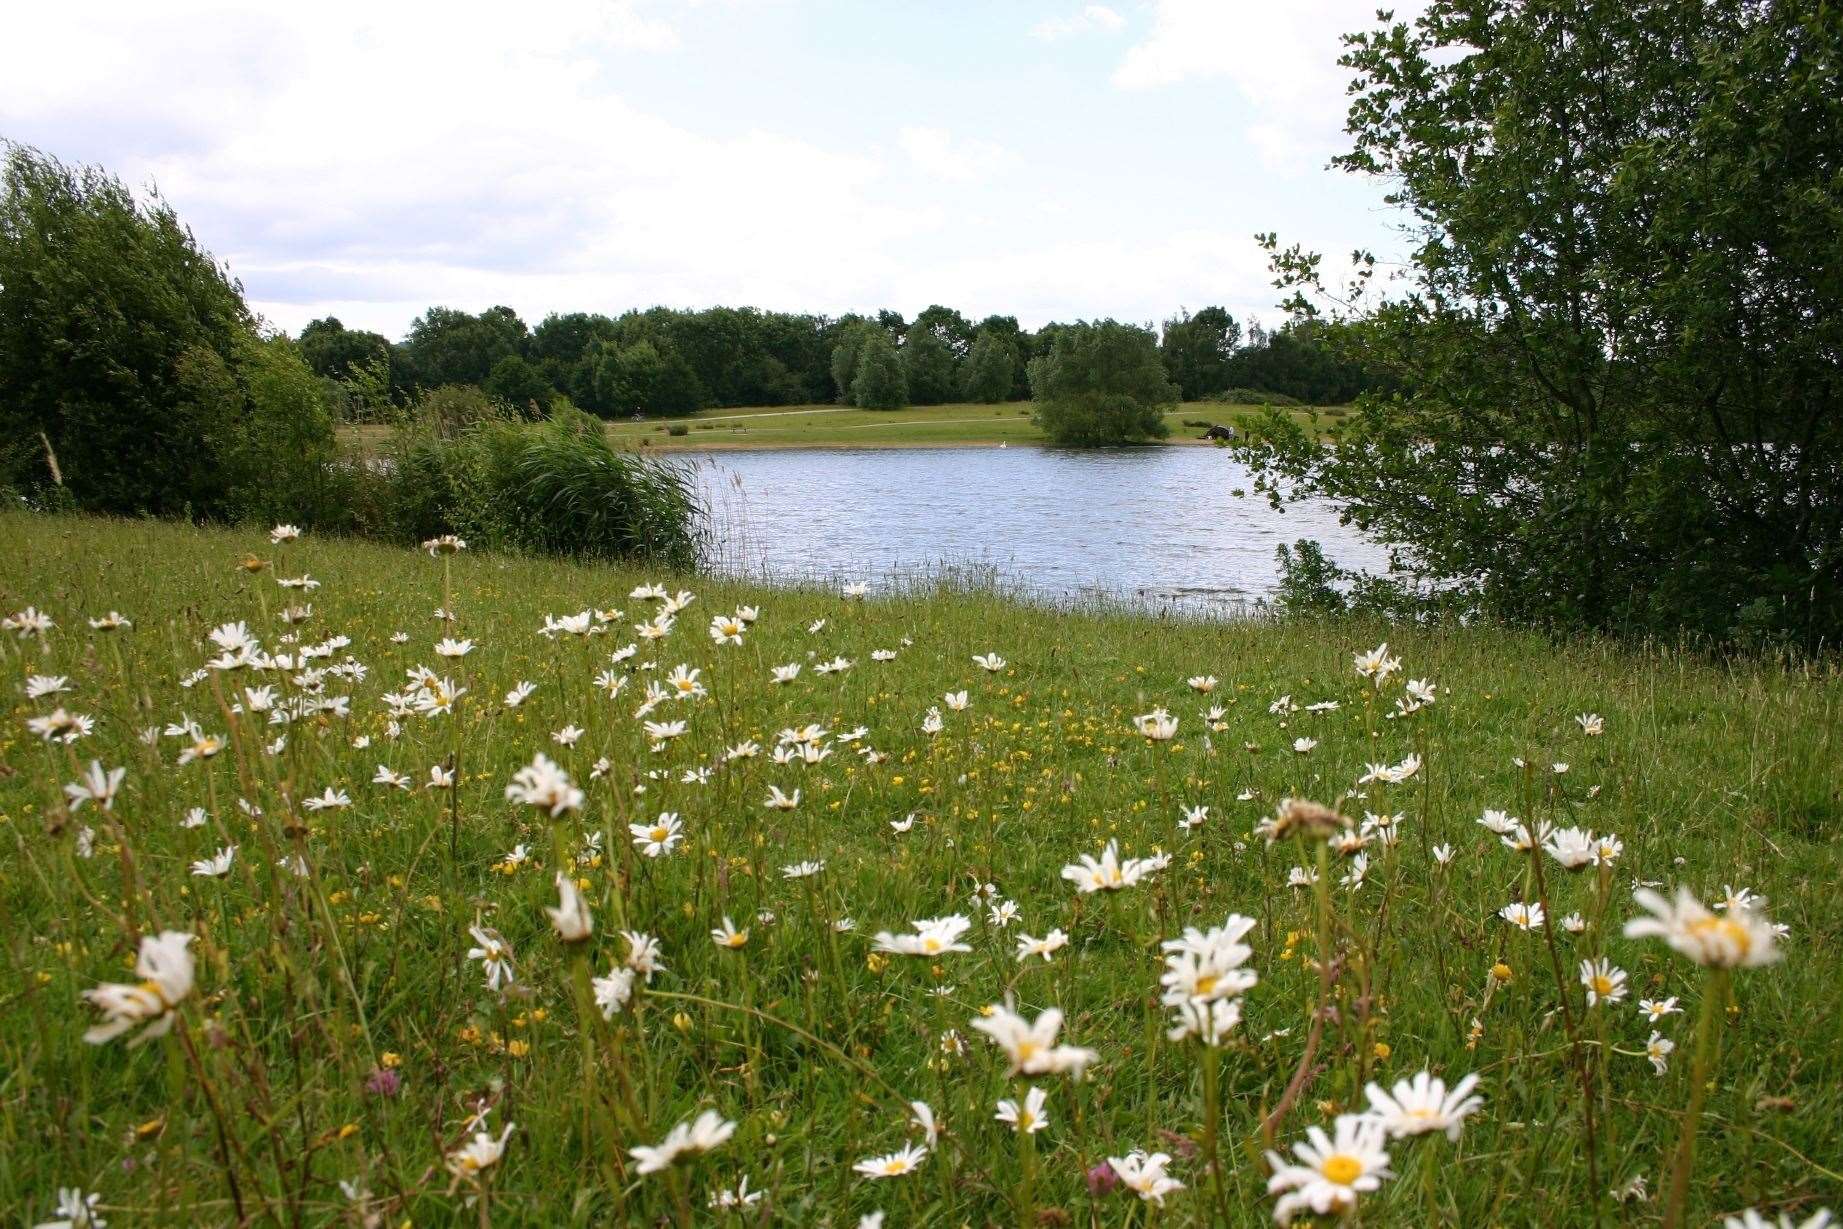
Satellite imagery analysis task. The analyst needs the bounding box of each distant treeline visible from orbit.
[301,301,1381,420]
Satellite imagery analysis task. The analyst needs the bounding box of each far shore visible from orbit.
[340,400,1341,455]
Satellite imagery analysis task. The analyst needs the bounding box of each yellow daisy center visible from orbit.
[1322,1154,1363,1185]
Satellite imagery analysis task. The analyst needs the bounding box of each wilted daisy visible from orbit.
[995,1086,1049,1134]
[970,999,1097,1077]
[190,846,236,877]
[546,873,594,942]
[1576,712,1605,736]
[874,915,974,957]
[764,785,801,811]
[854,1143,928,1179]
[30,708,95,744]
[1266,1114,1394,1224]
[303,787,351,812]
[1109,1151,1184,1206]
[1362,1070,1484,1141]
[1624,886,1781,968]
[82,930,195,1046]
[631,1110,736,1175]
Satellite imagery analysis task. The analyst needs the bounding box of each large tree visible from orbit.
[850,330,909,409]
[0,144,333,518]
[961,328,1018,403]
[400,305,527,388]
[1242,0,1843,647]
[1159,306,1240,399]
[901,323,958,405]
[1028,320,1175,445]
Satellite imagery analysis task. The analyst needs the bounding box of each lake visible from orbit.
[693,446,1385,615]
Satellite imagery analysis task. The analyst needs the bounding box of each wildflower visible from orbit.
[372,765,411,790]
[1431,843,1454,866]
[1179,804,1209,831]
[25,674,70,699]
[5,606,55,637]
[854,1143,929,1179]
[505,753,583,816]
[190,846,236,877]
[622,930,667,980]
[434,637,472,658]
[1109,1150,1184,1206]
[707,1175,763,1210]
[594,966,636,1017]
[1362,1071,1484,1141]
[82,930,194,1046]
[35,1187,106,1228]
[1624,886,1781,968]
[1292,737,1317,754]
[643,718,688,743]
[874,915,974,957]
[1499,901,1544,931]
[631,1110,736,1175]
[969,999,1097,1078]
[973,652,1006,672]
[996,1086,1049,1134]
[1723,1210,1835,1229]
[1061,840,1156,892]
[1259,798,1350,844]
[711,917,749,949]
[764,785,801,811]
[908,1099,940,1145]
[1016,930,1069,963]
[1577,712,1605,736]
[63,762,125,812]
[1645,1031,1675,1074]
[546,873,594,942]
[466,927,516,991]
[987,899,1019,927]
[446,1121,513,1178]
[1544,826,1598,870]
[1639,996,1682,1022]
[303,787,351,812]
[771,663,801,684]
[1266,1114,1394,1224]
[423,534,466,556]
[708,614,746,644]
[29,708,95,744]
[619,812,680,858]
[1580,958,1628,1006]
[781,859,825,880]
[1352,642,1401,684]
[503,680,536,708]
[270,524,303,544]
[921,707,944,736]
[1561,912,1587,934]
[1133,708,1178,740]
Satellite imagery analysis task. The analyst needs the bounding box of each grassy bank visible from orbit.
[341,400,1335,455]
[1,512,1838,1226]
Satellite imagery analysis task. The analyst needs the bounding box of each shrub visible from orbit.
[851,330,908,409]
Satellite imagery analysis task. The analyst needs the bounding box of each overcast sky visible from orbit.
[2,1,1408,340]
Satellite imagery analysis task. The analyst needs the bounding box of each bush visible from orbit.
[1206,387,1305,407]
[364,405,704,568]
[851,331,908,409]
[1028,320,1174,446]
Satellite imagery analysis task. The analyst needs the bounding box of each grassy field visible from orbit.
[2,511,1838,1226]
[341,401,1334,455]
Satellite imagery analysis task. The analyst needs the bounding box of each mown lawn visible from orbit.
[1,511,1837,1226]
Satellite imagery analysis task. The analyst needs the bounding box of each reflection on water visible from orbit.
[693,446,1385,615]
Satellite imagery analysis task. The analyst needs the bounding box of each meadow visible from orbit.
[341,402,1333,455]
[1,511,1838,1227]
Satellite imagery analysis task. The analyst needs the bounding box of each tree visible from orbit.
[829,320,879,403]
[1027,320,1175,446]
[400,305,527,388]
[299,317,394,381]
[1159,306,1240,399]
[912,304,975,359]
[901,323,958,404]
[483,354,552,415]
[960,329,1017,403]
[850,330,908,409]
[0,144,336,518]
[1242,0,1843,647]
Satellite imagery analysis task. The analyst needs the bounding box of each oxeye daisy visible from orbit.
[1265,1114,1394,1224]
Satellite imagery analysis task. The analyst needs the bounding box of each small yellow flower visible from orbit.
[380,1051,401,1069]
[1490,961,1513,983]
[506,1039,530,1058]
[1373,1042,1391,1060]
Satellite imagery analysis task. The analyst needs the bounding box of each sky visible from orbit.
[1,0,1409,341]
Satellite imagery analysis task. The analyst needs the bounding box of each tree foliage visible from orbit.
[0,144,336,520]
[850,329,909,410]
[1159,306,1240,400]
[1242,0,1843,648]
[961,329,1018,403]
[1028,320,1175,446]
[900,323,958,405]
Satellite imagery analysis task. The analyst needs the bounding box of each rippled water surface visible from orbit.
[694,446,1384,614]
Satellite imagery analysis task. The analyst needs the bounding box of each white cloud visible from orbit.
[897,127,1014,184]
[1030,4,1127,41]
[1111,0,1415,172]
